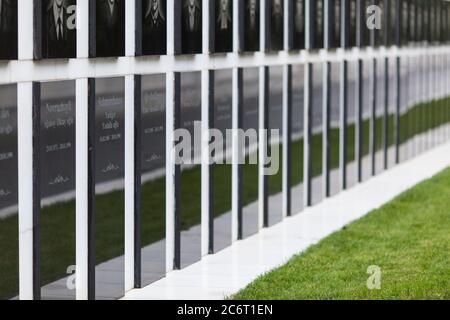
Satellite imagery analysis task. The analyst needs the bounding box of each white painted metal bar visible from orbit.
[76,0,89,58]
[17,0,35,300]
[74,0,90,300]
[75,78,89,300]
[17,82,34,300]
[124,74,135,292]
[124,0,137,292]
[165,0,176,272]
[2,46,449,85]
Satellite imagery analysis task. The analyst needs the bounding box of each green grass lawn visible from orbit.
[0,98,448,299]
[233,167,450,300]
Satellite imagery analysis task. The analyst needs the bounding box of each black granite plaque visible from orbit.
[139,74,166,287]
[0,0,18,60]
[213,0,233,53]
[94,77,125,300]
[358,0,370,47]
[0,84,18,301]
[422,0,429,42]
[311,63,323,204]
[416,0,422,42]
[410,1,417,42]
[141,0,167,55]
[429,0,436,43]
[446,1,450,43]
[39,80,76,300]
[406,0,413,45]
[242,67,259,238]
[268,66,283,225]
[181,0,202,54]
[349,0,357,47]
[329,62,340,196]
[0,85,17,212]
[330,0,341,49]
[179,72,202,268]
[38,0,77,59]
[372,0,384,47]
[40,81,76,199]
[362,60,372,180]
[90,0,125,57]
[267,0,284,51]
[374,58,384,174]
[95,79,125,184]
[290,64,304,214]
[310,0,324,49]
[399,57,409,162]
[440,1,447,43]
[291,0,305,50]
[212,69,232,253]
[435,0,441,43]
[346,61,357,186]
[243,0,260,51]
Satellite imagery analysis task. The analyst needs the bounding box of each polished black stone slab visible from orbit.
[291,0,305,50]
[94,77,125,300]
[37,0,77,59]
[39,80,76,300]
[0,0,18,60]
[139,74,166,287]
[243,0,260,52]
[0,84,17,211]
[140,0,167,55]
[90,0,125,57]
[181,0,203,54]
[267,0,284,51]
[212,0,233,53]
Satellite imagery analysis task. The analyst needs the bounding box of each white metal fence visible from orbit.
[0,0,449,300]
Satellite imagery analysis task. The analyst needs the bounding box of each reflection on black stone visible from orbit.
[242,68,259,238]
[403,0,410,45]
[359,0,370,47]
[244,0,260,52]
[0,84,18,300]
[40,0,77,59]
[142,0,167,55]
[311,0,324,49]
[311,63,323,204]
[267,66,283,225]
[181,0,202,54]
[179,72,202,268]
[212,69,232,253]
[214,0,233,53]
[0,0,17,60]
[140,74,166,286]
[361,59,372,180]
[346,61,357,187]
[349,0,357,47]
[290,64,304,215]
[93,0,125,57]
[329,62,340,197]
[39,80,76,300]
[268,0,284,51]
[94,77,125,300]
[292,0,305,50]
[330,0,341,48]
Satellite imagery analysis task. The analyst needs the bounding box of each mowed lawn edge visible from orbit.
[232,167,450,300]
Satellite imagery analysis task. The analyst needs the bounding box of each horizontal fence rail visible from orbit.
[0,0,449,300]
